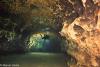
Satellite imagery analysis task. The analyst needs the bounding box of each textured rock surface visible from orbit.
[61,1,100,67]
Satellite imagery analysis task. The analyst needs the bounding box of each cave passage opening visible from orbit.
[27,31,65,53]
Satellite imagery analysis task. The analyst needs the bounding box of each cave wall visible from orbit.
[60,0,100,67]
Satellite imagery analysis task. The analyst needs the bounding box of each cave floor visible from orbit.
[0,52,67,67]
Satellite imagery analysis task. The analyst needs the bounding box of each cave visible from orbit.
[0,0,100,67]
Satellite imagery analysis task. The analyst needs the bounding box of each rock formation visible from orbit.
[61,0,100,67]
